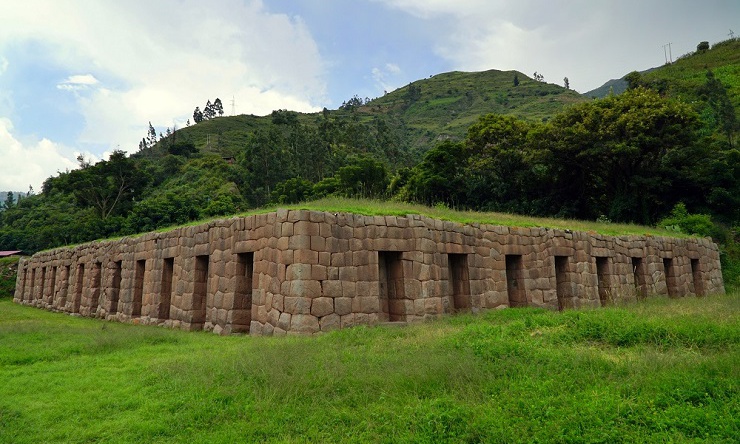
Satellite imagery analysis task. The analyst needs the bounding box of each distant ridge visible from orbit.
[584,67,659,98]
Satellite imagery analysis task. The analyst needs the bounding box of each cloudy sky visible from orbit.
[0,0,737,192]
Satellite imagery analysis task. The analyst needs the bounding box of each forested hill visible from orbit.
[0,39,738,279]
[161,68,585,163]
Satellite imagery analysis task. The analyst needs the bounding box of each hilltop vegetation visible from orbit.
[176,69,585,162]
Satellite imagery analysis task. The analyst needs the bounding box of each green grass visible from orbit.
[643,38,740,110]
[0,292,737,443]
[44,197,687,254]
[285,197,690,237]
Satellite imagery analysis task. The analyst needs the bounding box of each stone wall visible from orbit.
[14,210,725,335]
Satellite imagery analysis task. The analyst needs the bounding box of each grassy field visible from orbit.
[0,291,737,443]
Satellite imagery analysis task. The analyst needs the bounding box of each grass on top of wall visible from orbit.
[0,291,737,443]
[287,197,690,237]
[140,197,687,240]
[40,198,692,253]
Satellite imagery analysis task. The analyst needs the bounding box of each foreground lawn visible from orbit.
[0,294,738,443]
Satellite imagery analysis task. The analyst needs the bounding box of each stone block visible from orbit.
[311,265,328,281]
[330,253,345,267]
[294,220,319,236]
[249,321,263,335]
[277,312,291,330]
[339,267,357,282]
[284,296,311,314]
[327,267,339,280]
[291,314,320,334]
[311,236,326,251]
[311,297,334,317]
[288,235,311,250]
[319,252,331,266]
[294,249,319,265]
[289,280,322,298]
[281,222,294,236]
[341,281,357,297]
[334,297,352,315]
[320,313,341,332]
[286,263,312,280]
[276,237,290,250]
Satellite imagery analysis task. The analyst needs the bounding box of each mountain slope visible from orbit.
[361,69,586,143]
[585,38,740,107]
[642,38,740,110]
[171,69,587,160]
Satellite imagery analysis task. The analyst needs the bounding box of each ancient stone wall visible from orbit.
[14,210,725,335]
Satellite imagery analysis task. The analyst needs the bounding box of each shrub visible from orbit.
[657,203,714,237]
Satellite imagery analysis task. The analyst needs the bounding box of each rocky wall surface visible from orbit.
[14,210,725,335]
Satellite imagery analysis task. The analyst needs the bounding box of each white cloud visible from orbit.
[0,0,328,162]
[375,0,603,89]
[56,74,99,91]
[0,118,78,192]
[374,0,715,92]
[372,63,404,93]
[0,56,8,75]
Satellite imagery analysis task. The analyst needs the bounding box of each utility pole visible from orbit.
[231,96,236,116]
[662,43,673,64]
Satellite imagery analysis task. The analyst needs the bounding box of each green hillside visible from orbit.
[358,70,586,147]
[168,69,586,161]
[586,38,740,108]
[642,39,740,107]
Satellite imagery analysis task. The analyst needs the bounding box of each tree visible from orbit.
[66,150,149,220]
[240,127,289,205]
[213,98,224,117]
[2,191,14,210]
[513,74,519,87]
[146,122,157,148]
[463,114,541,213]
[697,41,710,52]
[625,71,643,90]
[271,109,299,125]
[271,178,314,204]
[339,95,364,111]
[203,100,215,120]
[533,72,544,82]
[563,77,570,90]
[193,107,204,123]
[698,69,738,147]
[406,83,422,104]
[335,156,388,198]
[399,141,469,207]
[543,87,701,223]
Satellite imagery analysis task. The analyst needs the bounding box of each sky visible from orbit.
[0,0,738,193]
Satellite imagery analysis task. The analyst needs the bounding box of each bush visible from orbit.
[657,203,714,237]
[0,256,19,299]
